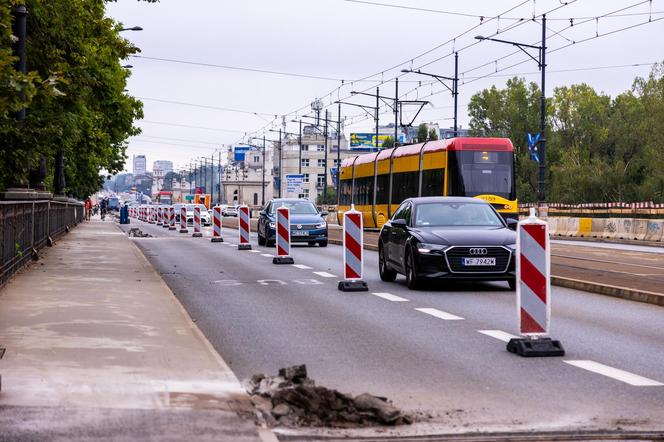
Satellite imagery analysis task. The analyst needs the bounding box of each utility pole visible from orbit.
[298,120,303,174]
[262,135,266,205]
[337,101,341,191]
[278,129,282,198]
[539,14,547,204]
[394,78,399,146]
[454,51,459,137]
[375,87,380,149]
[323,109,329,201]
[218,150,222,205]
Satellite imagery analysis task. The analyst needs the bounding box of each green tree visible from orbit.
[416,123,428,142]
[381,136,394,148]
[0,0,146,197]
[428,127,438,140]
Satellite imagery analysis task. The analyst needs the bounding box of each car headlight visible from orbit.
[269,222,275,229]
[417,243,446,254]
[315,221,327,229]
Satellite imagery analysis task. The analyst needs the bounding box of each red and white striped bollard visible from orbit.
[192,206,203,237]
[179,206,188,233]
[211,206,224,242]
[273,207,294,264]
[338,206,368,291]
[507,208,564,357]
[237,205,251,250]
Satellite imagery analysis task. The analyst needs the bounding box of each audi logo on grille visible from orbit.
[297,225,302,229]
[469,248,488,255]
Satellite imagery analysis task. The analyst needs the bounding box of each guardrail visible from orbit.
[1,200,84,287]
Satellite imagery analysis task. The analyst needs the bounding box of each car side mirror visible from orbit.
[320,211,329,217]
[506,218,518,230]
[392,218,407,228]
[259,210,266,216]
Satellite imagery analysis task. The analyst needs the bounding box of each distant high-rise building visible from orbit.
[152,160,173,175]
[133,155,147,176]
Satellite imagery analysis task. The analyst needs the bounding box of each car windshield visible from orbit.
[270,201,318,215]
[414,202,504,227]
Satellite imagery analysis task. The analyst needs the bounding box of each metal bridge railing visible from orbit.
[0,200,84,287]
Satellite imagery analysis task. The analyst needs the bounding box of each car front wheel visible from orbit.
[405,249,420,290]
[318,240,327,247]
[379,244,397,282]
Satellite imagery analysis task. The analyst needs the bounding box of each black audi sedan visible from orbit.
[378,197,517,290]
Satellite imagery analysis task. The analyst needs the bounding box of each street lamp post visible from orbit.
[476,15,547,204]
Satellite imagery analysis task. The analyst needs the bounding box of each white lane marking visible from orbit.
[371,292,409,302]
[293,264,312,270]
[312,271,336,278]
[478,330,520,343]
[415,307,464,321]
[563,360,664,386]
[261,253,274,258]
[249,250,261,253]
[226,243,236,247]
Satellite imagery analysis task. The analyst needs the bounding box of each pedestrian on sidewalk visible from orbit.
[85,197,93,221]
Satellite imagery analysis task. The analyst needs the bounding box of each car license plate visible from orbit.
[292,231,309,236]
[462,257,495,266]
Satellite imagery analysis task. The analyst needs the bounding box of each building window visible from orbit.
[300,145,309,151]
[316,145,325,152]
[253,156,260,163]
[303,173,310,183]
[301,158,309,167]
[333,159,340,166]
[317,159,326,167]
[298,188,310,199]
[253,193,258,205]
[317,174,326,186]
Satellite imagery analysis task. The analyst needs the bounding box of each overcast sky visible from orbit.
[106,0,664,173]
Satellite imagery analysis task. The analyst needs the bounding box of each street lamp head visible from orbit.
[350,91,358,95]
[474,35,486,40]
[122,64,133,69]
[400,69,411,73]
[120,26,143,32]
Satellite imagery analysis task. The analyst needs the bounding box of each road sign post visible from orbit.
[192,206,203,237]
[238,205,252,250]
[211,206,224,242]
[507,208,565,357]
[273,207,294,264]
[338,206,368,292]
[179,206,188,233]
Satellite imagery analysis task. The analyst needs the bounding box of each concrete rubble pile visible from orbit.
[244,364,412,428]
[127,228,152,238]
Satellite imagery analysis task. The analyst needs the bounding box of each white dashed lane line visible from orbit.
[563,360,664,386]
[249,250,261,253]
[414,307,464,321]
[478,330,519,343]
[312,271,336,278]
[261,254,274,258]
[371,292,409,302]
[292,264,312,270]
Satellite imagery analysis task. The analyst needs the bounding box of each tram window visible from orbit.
[421,169,445,197]
[353,176,374,206]
[339,179,352,205]
[391,171,418,204]
[375,174,390,205]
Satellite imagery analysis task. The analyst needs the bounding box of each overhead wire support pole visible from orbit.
[394,78,399,146]
[278,129,282,198]
[262,135,266,205]
[299,120,303,174]
[337,101,341,191]
[375,87,379,150]
[324,109,329,200]
[454,51,458,137]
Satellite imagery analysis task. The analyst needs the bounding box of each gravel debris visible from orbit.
[243,364,412,428]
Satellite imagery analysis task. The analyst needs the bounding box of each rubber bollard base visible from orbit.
[506,337,565,357]
[169,226,176,230]
[211,237,224,242]
[338,280,369,292]
[162,224,169,228]
[273,256,294,264]
[238,244,252,250]
[192,232,203,237]
[179,229,188,233]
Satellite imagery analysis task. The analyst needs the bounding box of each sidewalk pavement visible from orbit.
[0,220,267,441]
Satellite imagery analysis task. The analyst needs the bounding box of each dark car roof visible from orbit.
[405,197,489,205]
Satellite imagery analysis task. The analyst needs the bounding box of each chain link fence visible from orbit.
[0,200,84,287]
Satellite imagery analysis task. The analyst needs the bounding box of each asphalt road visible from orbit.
[120,220,664,437]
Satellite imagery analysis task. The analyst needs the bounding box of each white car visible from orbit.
[221,205,238,217]
[181,204,211,226]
